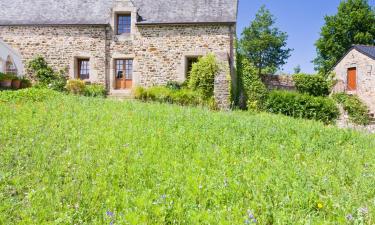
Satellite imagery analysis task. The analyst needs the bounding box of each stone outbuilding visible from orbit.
[333,45,375,113]
[0,0,238,108]
[0,39,23,76]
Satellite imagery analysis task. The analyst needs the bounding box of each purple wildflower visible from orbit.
[346,214,354,221]
[106,211,114,217]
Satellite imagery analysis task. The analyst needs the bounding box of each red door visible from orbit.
[347,68,357,91]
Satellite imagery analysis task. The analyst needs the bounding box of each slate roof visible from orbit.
[354,45,375,60]
[0,0,238,25]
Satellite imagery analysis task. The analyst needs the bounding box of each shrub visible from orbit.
[333,93,370,125]
[66,79,86,95]
[0,73,17,81]
[293,73,332,97]
[166,81,183,90]
[20,78,32,88]
[27,56,67,92]
[84,84,107,98]
[134,86,215,108]
[0,88,60,103]
[237,55,268,111]
[265,90,339,124]
[188,53,219,99]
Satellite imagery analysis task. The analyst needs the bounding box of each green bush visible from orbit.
[66,79,86,95]
[0,88,60,103]
[333,93,370,125]
[134,86,216,108]
[237,55,268,111]
[188,53,219,99]
[265,90,339,124]
[27,56,67,92]
[293,73,332,97]
[83,84,107,98]
[0,73,17,81]
[20,78,32,88]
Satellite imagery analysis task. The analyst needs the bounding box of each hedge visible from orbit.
[265,90,339,124]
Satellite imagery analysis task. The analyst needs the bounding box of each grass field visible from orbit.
[0,89,374,224]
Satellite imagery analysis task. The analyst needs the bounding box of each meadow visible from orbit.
[0,89,374,224]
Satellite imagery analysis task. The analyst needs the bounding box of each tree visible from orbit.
[239,6,292,76]
[293,65,301,74]
[314,0,375,74]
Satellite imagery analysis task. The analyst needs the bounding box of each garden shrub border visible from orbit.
[265,90,340,124]
[332,93,370,125]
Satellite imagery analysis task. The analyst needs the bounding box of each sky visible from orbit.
[237,0,375,74]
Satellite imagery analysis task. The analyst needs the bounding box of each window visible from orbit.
[117,14,131,35]
[77,59,90,80]
[186,57,199,79]
[115,59,133,79]
[5,56,17,74]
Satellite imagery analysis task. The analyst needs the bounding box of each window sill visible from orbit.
[116,33,133,41]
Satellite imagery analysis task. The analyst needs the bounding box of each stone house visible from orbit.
[0,39,23,76]
[0,0,238,107]
[333,45,375,113]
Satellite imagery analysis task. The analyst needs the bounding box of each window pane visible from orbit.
[78,59,90,80]
[116,60,124,79]
[117,15,131,34]
[125,59,133,79]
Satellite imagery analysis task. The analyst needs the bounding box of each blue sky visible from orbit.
[237,0,375,74]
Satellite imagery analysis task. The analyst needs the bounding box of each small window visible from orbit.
[117,14,131,35]
[186,57,199,79]
[77,59,90,80]
[5,56,17,74]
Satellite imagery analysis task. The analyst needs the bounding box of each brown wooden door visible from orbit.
[115,59,133,89]
[347,68,357,91]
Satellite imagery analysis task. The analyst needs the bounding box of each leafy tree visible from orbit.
[293,65,301,74]
[239,6,292,76]
[314,0,375,74]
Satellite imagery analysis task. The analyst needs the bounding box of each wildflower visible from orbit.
[106,211,114,217]
[317,203,323,209]
[358,207,368,215]
[346,214,354,221]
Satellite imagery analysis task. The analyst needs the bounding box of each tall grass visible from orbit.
[0,89,374,224]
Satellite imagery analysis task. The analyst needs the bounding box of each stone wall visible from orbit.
[334,49,375,112]
[0,25,107,83]
[261,74,295,90]
[0,23,234,108]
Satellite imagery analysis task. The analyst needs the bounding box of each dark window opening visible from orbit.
[77,59,90,80]
[186,57,199,79]
[117,14,131,35]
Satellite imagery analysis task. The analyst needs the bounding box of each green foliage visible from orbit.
[0,88,60,103]
[333,93,370,125]
[239,5,292,76]
[237,55,268,111]
[314,0,375,73]
[265,90,340,124]
[0,72,17,81]
[293,73,332,97]
[134,86,216,109]
[83,84,107,98]
[65,79,86,95]
[1,91,374,224]
[188,53,219,99]
[165,81,184,90]
[27,56,67,91]
[20,77,32,88]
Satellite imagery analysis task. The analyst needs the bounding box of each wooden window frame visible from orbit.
[116,14,131,35]
[77,58,90,80]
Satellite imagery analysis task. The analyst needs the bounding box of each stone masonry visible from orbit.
[333,48,375,112]
[0,23,234,108]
